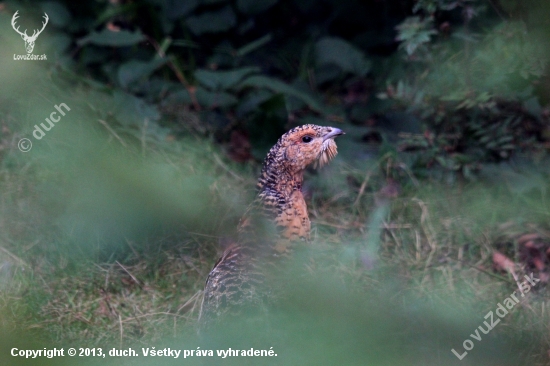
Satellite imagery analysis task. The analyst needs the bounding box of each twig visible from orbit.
[384,222,403,251]
[74,314,92,324]
[384,223,413,229]
[98,119,127,147]
[414,198,438,287]
[125,238,140,259]
[315,221,352,230]
[485,0,506,21]
[147,36,201,110]
[212,153,245,182]
[116,261,142,287]
[354,152,395,207]
[448,257,515,285]
[188,231,221,239]
[0,244,27,267]
[353,169,375,207]
[415,229,421,262]
[120,312,191,323]
[397,162,419,187]
[177,290,203,315]
[141,118,148,156]
[119,314,123,349]
[100,287,118,318]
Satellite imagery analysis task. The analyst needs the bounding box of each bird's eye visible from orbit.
[302,136,313,143]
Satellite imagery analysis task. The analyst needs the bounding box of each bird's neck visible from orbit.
[254,160,310,245]
[257,162,304,201]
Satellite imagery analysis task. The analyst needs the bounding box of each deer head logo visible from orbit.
[11,11,49,54]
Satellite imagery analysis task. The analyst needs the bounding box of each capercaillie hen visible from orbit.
[198,124,344,328]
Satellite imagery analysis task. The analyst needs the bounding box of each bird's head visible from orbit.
[271,124,345,173]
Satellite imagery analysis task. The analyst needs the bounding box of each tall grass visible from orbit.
[0,61,549,365]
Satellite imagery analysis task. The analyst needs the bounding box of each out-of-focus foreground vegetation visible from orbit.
[1,0,550,364]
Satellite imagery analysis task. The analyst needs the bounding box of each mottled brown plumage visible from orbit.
[199,124,344,328]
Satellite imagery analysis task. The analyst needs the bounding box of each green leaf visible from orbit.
[94,3,140,27]
[78,29,145,47]
[118,59,169,89]
[196,89,238,108]
[236,0,278,15]
[523,97,542,120]
[238,75,325,113]
[236,34,273,56]
[41,2,71,28]
[195,67,260,91]
[185,6,236,35]
[168,87,238,108]
[235,90,273,116]
[315,37,371,77]
[110,91,160,125]
[395,16,437,55]
[164,0,200,19]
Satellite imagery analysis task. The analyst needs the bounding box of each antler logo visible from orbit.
[11,11,49,54]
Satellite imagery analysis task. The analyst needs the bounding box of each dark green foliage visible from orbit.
[3,0,389,156]
[6,0,548,182]
[384,1,550,180]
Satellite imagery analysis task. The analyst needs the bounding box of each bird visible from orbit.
[198,124,344,329]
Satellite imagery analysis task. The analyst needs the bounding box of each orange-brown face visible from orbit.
[278,124,344,172]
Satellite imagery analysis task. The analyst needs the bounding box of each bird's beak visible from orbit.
[323,128,345,141]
